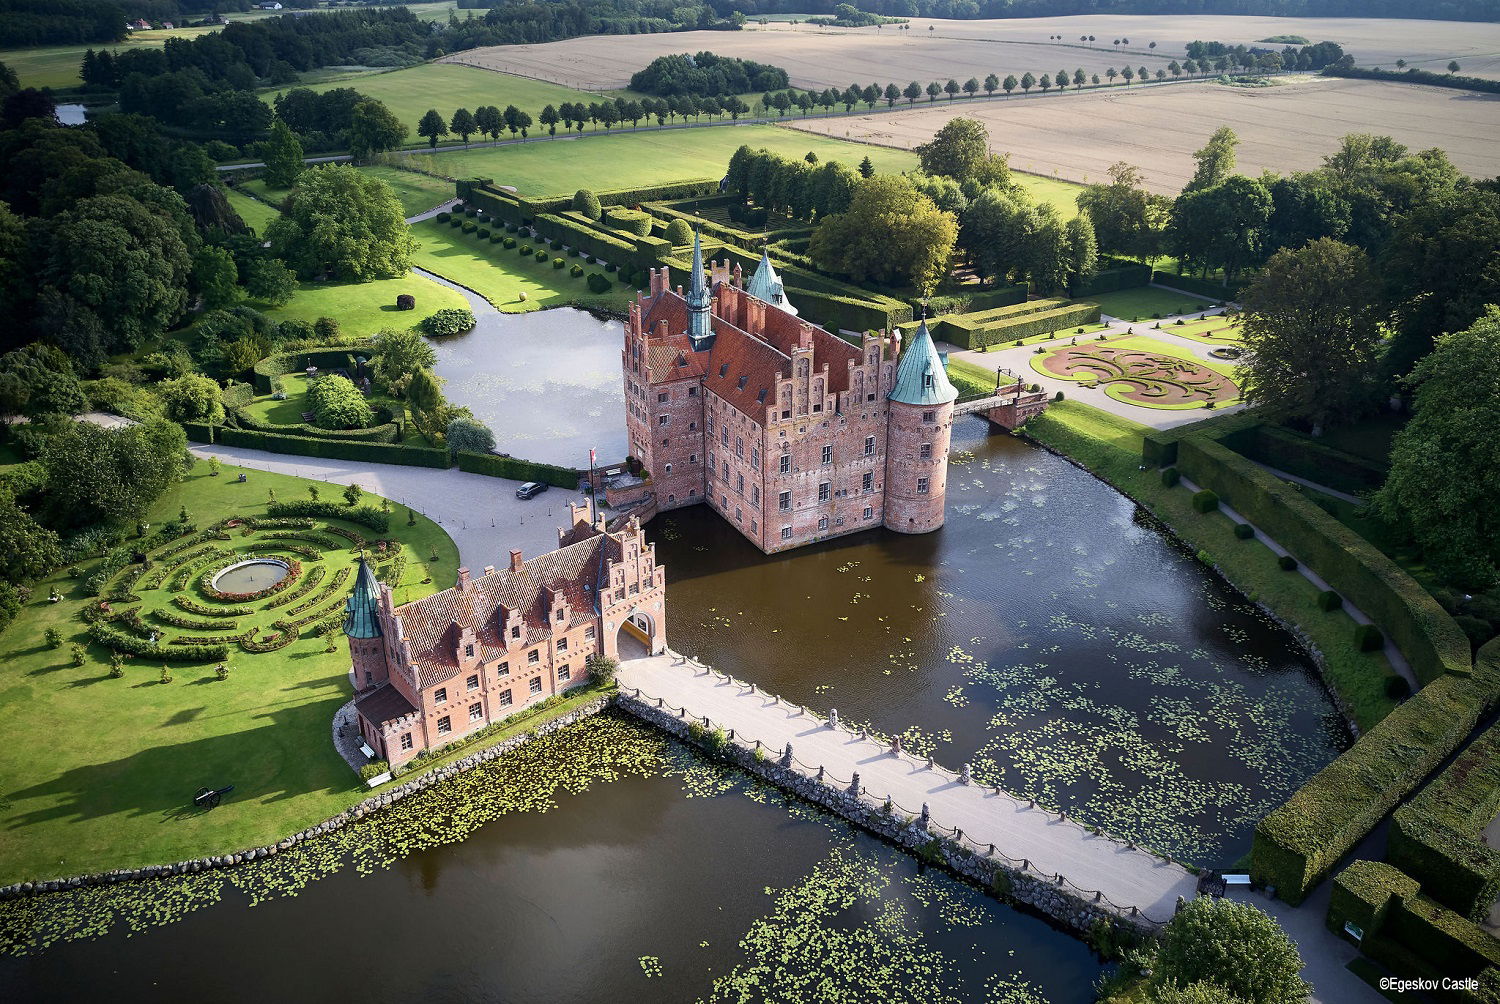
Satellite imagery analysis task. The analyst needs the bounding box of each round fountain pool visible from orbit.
[211,559,290,594]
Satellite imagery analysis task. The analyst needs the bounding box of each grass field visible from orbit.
[411,219,633,313]
[1082,286,1213,321]
[260,62,604,147]
[0,461,459,884]
[256,273,468,337]
[240,167,453,219]
[225,188,281,235]
[1163,316,1244,346]
[423,124,919,197]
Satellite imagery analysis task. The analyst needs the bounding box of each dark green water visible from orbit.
[0,417,1345,1001]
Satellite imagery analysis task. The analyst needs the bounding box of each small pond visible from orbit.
[211,559,289,594]
[54,104,86,126]
[424,290,626,469]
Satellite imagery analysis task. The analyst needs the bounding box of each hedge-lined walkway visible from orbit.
[187,443,582,569]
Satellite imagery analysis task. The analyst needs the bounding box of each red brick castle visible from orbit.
[623,235,959,553]
[345,506,665,768]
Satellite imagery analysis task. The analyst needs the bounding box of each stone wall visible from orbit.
[615,690,1159,940]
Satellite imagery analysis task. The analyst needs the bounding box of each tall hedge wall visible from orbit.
[251,348,360,394]
[455,450,582,489]
[916,285,1028,318]
[1387,721,1500,920]
[1221,424,1387,494]
[1150,269,1246,301]
[1175,437,1470,686]
[1070,260,1152,297]
[232,407,400,444]
[183,423,448,469]
[221,383,254,409]
[939,302,1101,350]
[462,177,717,230]
[1252,638,1499,905]
[1329,860,1500,998]
[782,286,912,333]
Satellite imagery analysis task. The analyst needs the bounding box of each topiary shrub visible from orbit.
[503,237,516,249]
[1354,622,1385,652]
[1316,589,1343,612]
[449,216,463,228]
[584,255,594,264]
[568,247,580,258]
[520,244,532,256]
[605,262,618,273]
[490,231,504,243]
[1385,674,1411,699]
[571,263,584,278]
[476,227,490,240]
[1160,467,1180,487]
[535,250,547,262]
[1278,553,1299,571]
[464,207,477,218]
[553,257,565,269]
[1054,390,1065,401]
[505,221,517,233]
[419,308,476,338]
[606,207,653,237]
[435,211,451,223]
[1191,488,1219,513]
[1233,522,1255,540]
[395,294,415,310]
[586,272,611,294]
[572,188,601,220]
[665,218,693,246]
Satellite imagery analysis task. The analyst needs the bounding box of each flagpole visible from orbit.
[588,447,599,529]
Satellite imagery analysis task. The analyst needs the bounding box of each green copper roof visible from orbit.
[888,319,958,406]
[686,229,712,343]
[343,558,383,638]
[746,248,796,315]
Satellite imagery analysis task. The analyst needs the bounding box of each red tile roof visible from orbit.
[704,323,789,419]
[355,682,417,725]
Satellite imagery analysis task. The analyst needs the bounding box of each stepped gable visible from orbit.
[394,533,618,688]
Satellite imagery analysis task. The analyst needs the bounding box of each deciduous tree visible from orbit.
[308,373,373,430]
[266,165,416,281]
[1184,125,1239,192]
[347,99,406,162]
[1151,898,1309,1004]
[810,175,957,294]
[260,118,303,190]
[40,419,187,527]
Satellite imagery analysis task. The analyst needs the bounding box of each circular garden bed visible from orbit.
[1033,345,1241,410]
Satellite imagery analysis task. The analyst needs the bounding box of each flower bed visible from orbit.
[199,557,302,602]
[263,563,328,609]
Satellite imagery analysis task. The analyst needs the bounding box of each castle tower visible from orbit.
[746,247,796,316]
[685,230,714,348]
[883,319,958,535]
[344,557,389,691]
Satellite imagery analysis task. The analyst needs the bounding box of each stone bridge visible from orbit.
[953,383,1053,430]
[616,652,1202,934]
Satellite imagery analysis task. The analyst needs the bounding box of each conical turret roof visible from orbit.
[746,248,796,315]
[888,319,958,406]
[343,557,383,638]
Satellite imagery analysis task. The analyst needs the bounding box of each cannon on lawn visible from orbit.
[193,785,234,810]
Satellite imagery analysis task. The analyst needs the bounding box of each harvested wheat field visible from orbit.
[442,15,1500,91]
[788,76,1500,193]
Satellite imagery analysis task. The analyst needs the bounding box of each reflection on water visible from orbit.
[55,104,86,125]
[0,721,1102,1003]
[654,418,1349,865]
[430,307,626,469]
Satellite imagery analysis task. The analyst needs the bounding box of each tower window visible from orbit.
[920,443,931,459]
[657,392,668,403]
[922,410,935,423]
[818,482,830,502]
[862,472,873,492]
[822,445,832,464]
[818,517,828,531]
[779,454,790,474]
[401,733,413,750]
[780,526,793,540]
[437,715,452,735]
[433,687,447,704]
[864,436,875,456]
[779,491,791,511]
[917,477,929,494]
[469,702,483,722]
[863,506,873,520]
[466,674,479,691]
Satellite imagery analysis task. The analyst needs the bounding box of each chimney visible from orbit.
[509,549,524,572]
[457,566,472,592]
[482,565,495,576]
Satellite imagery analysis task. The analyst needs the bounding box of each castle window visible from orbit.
[689,489,697,497]
[530,677,543,695]
[779,454,790,474]
[437,715,452,735]
[736,473,744,494]
[917,477,930,494]
[719,363,729,377]
[864,436,875,456]
[867,393,876,402]
[469,702,483,722]
[863,506,873,520]
[812,403,822,413]
[658,415,668,426]
[920,443,932,459]
[688,422,696,430]
[630,582,639,595]
[467,674,479,691]
[657,392,668,403]
[757,388,767,403]
[498,661,510,675]
[464,643,474,658]
[734,507,742,522]
[818,482,830,502]
[664,463,672,474]
[499,689,513,707]
[751,520,757,533]
[688,386,697,396]
[558,665,571,681]
[706,416,713,434]
[557,637,569,652]
[923,410,935,423]
[735,436,743,458]
[585,626,596,640]
[722,462,730,482]
[822,445,832,464]
[556,609,565,622]
[511,625,520,639]
[863,472,873,493]
[782,410,791,419]
[528,649,540,664]
[737,375,748,390]
[751,485,760,505]
[781,526,793,540]
[433,687,447,704]
[721,427,728,446]
[752,447,760,465]
[779,491,791,511]
[401,733,413,750]
[689,454,697,464]
[818,517,828,531]
[668,493,676,502]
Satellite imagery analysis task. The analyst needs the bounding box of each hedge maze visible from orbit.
[84,510,410,666]
[1036,344,1241,410]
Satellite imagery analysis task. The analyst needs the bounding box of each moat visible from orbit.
[0,417,1347,999]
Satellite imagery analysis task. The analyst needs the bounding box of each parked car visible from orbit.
[516,481,548,500]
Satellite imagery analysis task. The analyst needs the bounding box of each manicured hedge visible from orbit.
[89,621,229,661]
[940,302,1102,350]
[1069,259,1152,297]
[220,383,255,409]
[1252,638,1500,905]
[233,407,400,444]
[1387,720,1500,920]
[183,424,448,470]
[782,286,912,333]
[267,499,391,532]
[455,450,581,489]
[1191,488,1219,513]
[251,347,360,394]
[1329,860,1500,995]
[605,207,654,237]
[1223,424,1387,494]
[916,285,1028,317]
[1150,269,1245,300]
[1174,437,1471,687]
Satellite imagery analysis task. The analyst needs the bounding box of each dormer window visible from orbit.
[511,625,521,639]
[464,643,474,658]
[556,609,565,622]
[737,375,747,390]
[719,363,729,377]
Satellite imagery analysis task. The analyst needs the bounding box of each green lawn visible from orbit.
[411,219,634,312]
[225,188,281,235]
[1024,401,1399,731]
[422,124,920,198]
[947,356,1017,395]
[1162,316,1244,346]
[241,167,452,220]
[1,27,222,89]
[260,62,605,148]
[0,461,460,884]
[239,374,417,443]
[1083,286,1214,321]
[1012,171,1084,219]
[256,273,468,338]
